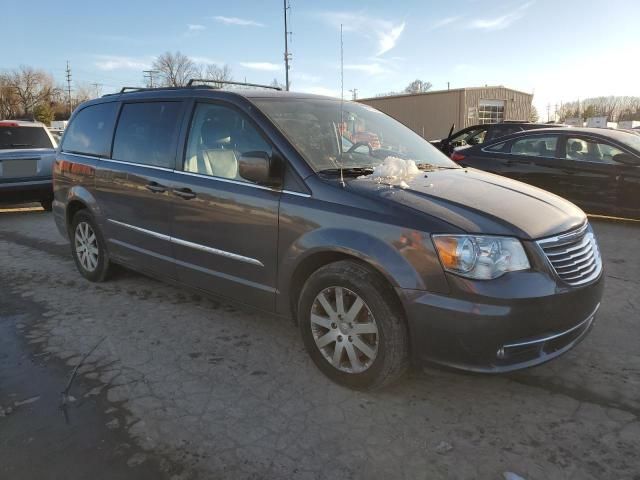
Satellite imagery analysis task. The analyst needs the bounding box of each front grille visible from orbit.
[537,223,602,286]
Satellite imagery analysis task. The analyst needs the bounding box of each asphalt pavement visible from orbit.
[1,208,638,480]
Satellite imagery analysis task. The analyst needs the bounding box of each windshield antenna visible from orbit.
[339,23,345,188]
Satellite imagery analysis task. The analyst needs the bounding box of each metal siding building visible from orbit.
[358,86,533,140]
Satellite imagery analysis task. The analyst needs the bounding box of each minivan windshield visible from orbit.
[253,98,459,173]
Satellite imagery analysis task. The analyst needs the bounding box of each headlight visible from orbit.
[432,235,530,280]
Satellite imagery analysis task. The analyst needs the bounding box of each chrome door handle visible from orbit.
[173,188,197,200]
[145,182,167,193]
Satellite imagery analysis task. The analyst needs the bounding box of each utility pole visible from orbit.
[349,88,358,100]
[91,83,103,98]
[547,103,551,122]
[65,61,72,116]
[283,0,292,91]
[143,70,159,88]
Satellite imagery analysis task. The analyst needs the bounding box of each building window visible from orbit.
[478,100,505,125]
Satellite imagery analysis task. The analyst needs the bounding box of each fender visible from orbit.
[276,226,450,317]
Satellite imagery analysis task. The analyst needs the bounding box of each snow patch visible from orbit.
[371,157,420,180]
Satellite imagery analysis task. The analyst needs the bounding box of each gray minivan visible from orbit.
[53,84,603,389]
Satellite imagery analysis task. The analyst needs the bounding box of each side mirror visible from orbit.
[613,152,639,166]
[238,151,282,186]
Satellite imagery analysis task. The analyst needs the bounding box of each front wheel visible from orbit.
[70,211,111,282]
[298,260,409,390]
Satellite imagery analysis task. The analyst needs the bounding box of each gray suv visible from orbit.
[53,83,603,389]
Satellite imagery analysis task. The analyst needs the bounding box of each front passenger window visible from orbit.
[184,103,272,182]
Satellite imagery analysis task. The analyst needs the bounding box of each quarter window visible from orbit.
[62,102,118,157]
[183,103,271,182]
[112,102,182,168]
[510,136,558,157]
[565,137,624,164]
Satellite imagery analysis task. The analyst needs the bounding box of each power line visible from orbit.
[283,0,292,91]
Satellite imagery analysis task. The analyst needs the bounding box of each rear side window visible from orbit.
[0,126,53,150]
[112,102,182,168]
[510,136,558,157]
[62,103,118,157]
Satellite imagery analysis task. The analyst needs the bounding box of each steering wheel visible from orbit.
[346,141,373,155]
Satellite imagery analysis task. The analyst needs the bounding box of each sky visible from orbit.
[2,0,639,119]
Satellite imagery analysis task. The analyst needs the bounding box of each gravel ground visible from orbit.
[0,209,638,480]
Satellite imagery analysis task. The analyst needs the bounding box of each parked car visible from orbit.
[53,85,603,389]
[0,120,57,210]
[452,127,640,220]
[431,121,564,156]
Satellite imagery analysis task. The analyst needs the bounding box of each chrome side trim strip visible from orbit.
[502,303,599,349]
[107,219,264,267]
[170,236,264,266]
[108,219,171,241]
[60,153,312,197]
[99,157,174,172]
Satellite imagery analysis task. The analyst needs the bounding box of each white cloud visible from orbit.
[187,24,206,31]
[94,55,151,71]
[377,22,405,55]
[344,63,386,75]
[469,2,533,31]
[213,16,264,27]
[239,62,282,71]
[292,72,321,83]
[320,11,406,56]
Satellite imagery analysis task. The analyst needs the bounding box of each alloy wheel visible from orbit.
[310,286,379,373]
[74,221,99,272]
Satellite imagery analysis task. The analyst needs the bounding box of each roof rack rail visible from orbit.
[187,79,281,91]
[120,87,145,93]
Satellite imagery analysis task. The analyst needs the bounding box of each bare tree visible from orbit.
[204,64,232,83]
[152,51,198,87]
[270,78,285,90]
[0,73,21,119]
[404,79,432,94]
[4,66,57,115]
[529,105,539,122]
[74,82,96,107]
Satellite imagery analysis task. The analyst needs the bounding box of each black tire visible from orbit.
[40,199,53,211]
[298,260,410,390]
[70,210,111,282]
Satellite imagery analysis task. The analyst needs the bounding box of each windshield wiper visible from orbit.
[318,167,374,176]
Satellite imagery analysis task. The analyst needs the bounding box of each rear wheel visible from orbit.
[70,210,111,282]
[298,260,409,390]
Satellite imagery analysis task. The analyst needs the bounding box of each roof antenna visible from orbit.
[339,23,345,188]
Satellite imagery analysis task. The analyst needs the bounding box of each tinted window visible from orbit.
[62,103,118,157]
[0,126,53,149]
[510,136,558,157]
[485,141,507,152]
[566,137,623,164]
[183,103,271,182]
[486,126,521,141]
[112,102,182,168]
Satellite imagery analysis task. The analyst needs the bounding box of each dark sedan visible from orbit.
[453,127,640,220]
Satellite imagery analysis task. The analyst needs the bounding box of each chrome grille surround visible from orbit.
[537,222,602,287]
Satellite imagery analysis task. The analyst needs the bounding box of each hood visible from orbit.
[347,168,586,240]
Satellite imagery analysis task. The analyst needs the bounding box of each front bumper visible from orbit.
[398,269,604,373]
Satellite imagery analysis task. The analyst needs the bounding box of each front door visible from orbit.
[168,101,281,310]
[556,135,621,215]
[95,100,185,277]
